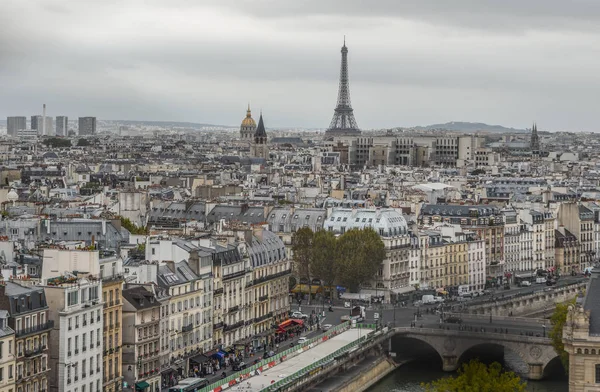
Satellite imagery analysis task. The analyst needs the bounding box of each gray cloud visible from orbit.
[0,0,599,131]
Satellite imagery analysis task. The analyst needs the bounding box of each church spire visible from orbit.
[531,121,540,156]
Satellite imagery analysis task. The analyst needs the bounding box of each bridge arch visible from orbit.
[389,335,443,369]
[542,355,566,380]
[392,329,559,380]
[457,342,529,374]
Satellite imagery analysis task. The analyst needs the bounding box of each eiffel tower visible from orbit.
[325,38,361,137]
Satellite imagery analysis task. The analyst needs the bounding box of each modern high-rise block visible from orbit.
[31,115,41,130]
[7,116,26,136]
[31,115,53,135]
[78,117,96,136]
[56,116,68,136]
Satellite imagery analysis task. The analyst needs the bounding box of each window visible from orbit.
[596,364,600,383]
[68,291,78,306]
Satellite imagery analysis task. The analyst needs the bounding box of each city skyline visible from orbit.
[2,1,600,132]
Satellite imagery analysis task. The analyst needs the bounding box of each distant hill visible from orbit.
[412,121,527,133]
[108,120,234,128]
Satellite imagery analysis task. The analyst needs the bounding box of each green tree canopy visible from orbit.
[310,230,338,295]
[292,227,314,302]
[120,216,147,235]
[422,361,527,392]
[43,137,71,148]
[336,227,385,292]
[550,299,575,372]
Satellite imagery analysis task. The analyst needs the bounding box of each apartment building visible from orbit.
[0,310,16,392]
[0,282,51,392]
[559,203,595,271]
[420,204,505,278]
[209,242,251,350]
[323,208,412,301]
[247,228,290,347]
[122,285,163,392]
[44,275,103,392]
[100,256,124,392]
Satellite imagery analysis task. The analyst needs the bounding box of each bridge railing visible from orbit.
[392,326,552,343]
[444,312,546,324]
[466,282,586,308]
[198,321,351,392]
[262,324,380,392]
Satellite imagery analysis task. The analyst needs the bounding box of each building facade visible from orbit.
[0,309,16,392]
[7,117,26,137]
[101,257,124,392]
[420,205,505,280]
[44,275,103,392]
[56,116,68,137]
[78,117,97,136]
[0,282,51,392]
[247,228,291,347]
[122,285,162,392]
[323,208,412,301]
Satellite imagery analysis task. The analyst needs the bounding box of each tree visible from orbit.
[43,137,71,148]
[291,227,314,304]
[550,299,575,372]
[119,216,147,235]
[422,360,527,392]
[310,230,338,298]
[336,228,385,292]
[77,138,91,146]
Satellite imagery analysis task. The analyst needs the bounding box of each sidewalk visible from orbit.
[162,327,324,391]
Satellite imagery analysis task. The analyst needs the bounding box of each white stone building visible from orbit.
[323,208,412,302]
[43,275,103,392]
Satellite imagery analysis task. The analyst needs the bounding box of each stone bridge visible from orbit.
[467,282,585,317]
[390,327,559,380]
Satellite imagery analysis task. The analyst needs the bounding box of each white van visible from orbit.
[422,295,436,304]
[520,280,531,287]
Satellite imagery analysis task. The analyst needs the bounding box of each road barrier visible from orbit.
[199,321,351,392]
[262,324,380,392]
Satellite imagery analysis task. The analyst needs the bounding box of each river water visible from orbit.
[368,350,568,392]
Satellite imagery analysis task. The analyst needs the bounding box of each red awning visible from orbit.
[277,319,304,333]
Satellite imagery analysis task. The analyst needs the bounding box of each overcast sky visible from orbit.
[2,0,600,131]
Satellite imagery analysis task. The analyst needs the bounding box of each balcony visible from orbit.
[181,323,193,333]
[213,322,224,330]
[228,305,239,313]
[214,287,224,295]
[251,269,292,285]
[222,270,247,281]
[16,320,54,338]
[254,312,273,323]
[224,320,244,332]
[258,294,268,302]
[25,345,45,357]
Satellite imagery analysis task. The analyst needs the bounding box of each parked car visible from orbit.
[322,324,333,331]
[233,362,247,371]
[291,311,309,320]
[297,337,308,345]
[520,281,531,287]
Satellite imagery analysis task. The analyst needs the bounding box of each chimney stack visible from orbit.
[42,104,46,136]
[165,260,175,273]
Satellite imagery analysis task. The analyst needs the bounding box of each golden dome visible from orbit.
[241,104,256,127]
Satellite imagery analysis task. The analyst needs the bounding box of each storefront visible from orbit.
[276,319,304,335]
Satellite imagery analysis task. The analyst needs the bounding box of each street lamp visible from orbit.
[542,324,546,338]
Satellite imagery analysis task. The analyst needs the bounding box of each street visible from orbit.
[161,325,325,392]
